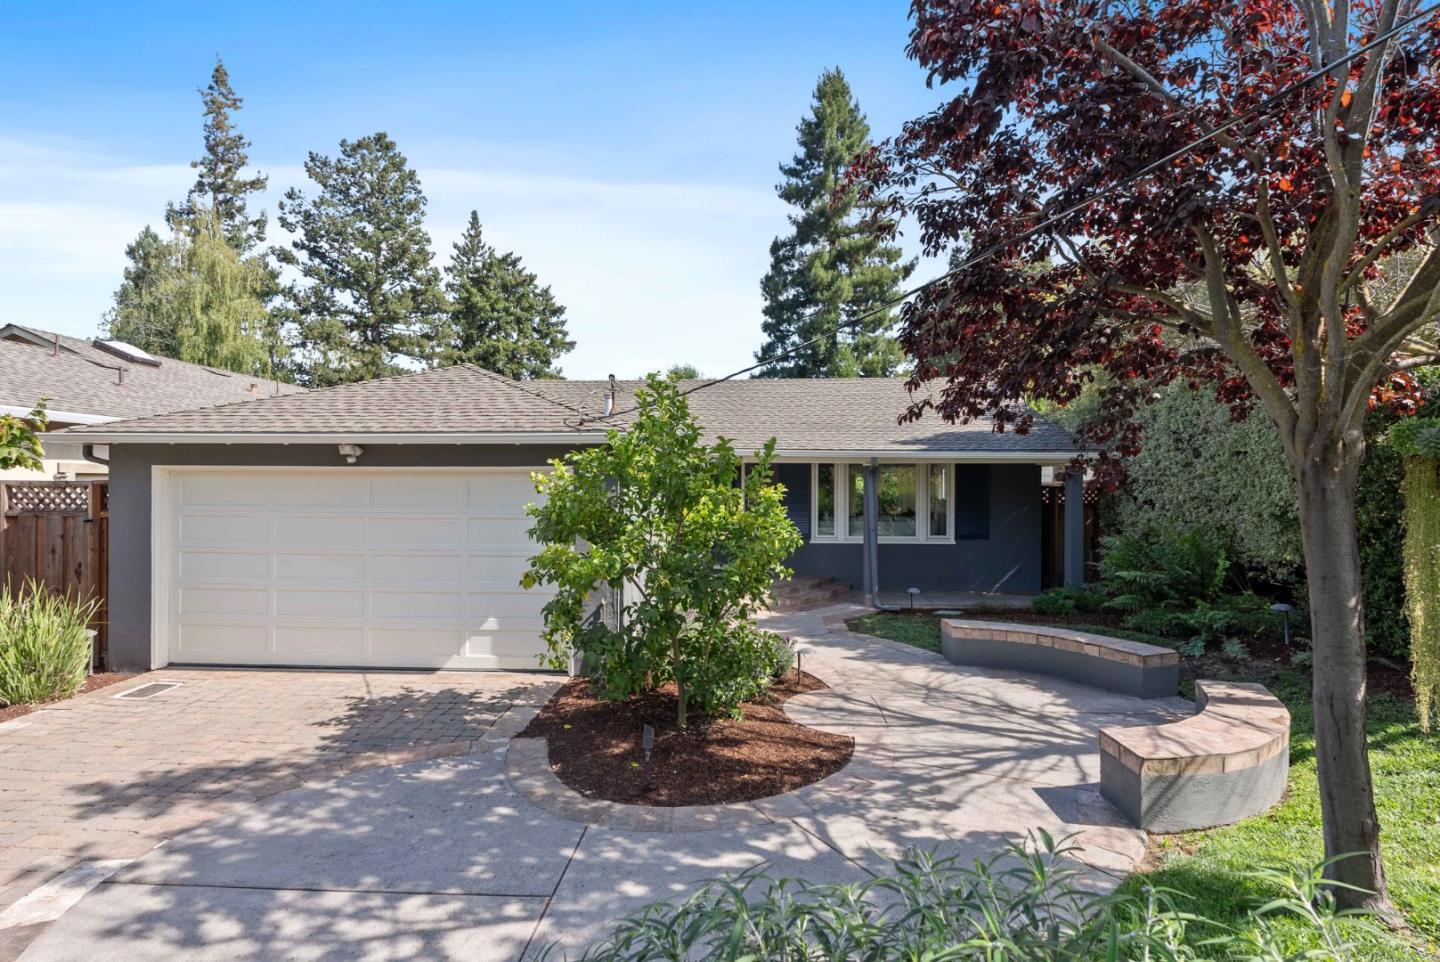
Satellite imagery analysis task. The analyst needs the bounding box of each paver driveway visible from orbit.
[0,667,559,958]
[11,605,1192,961]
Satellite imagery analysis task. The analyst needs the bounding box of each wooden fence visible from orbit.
[0,480,109,669]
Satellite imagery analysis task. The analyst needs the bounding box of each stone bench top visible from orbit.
[941,619,1179,669]
[1100,680,1290,777]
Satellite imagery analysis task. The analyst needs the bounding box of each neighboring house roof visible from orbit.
[54,364,1076,459]
[0,324,303,423]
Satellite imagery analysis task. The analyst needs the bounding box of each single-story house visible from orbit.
[52,365,1084,673]
[0,323,302,480]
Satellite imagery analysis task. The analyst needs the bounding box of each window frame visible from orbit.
[809,462,956,545]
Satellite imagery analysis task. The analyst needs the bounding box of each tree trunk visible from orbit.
[1295,440,1399,922]
[672,638,687,729]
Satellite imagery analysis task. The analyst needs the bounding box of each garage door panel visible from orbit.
[180,550,269,580]
[181,514,269,544]
[465,591,554,618]
[181,587,270,616]
[176,623,270,659]
[368,553,463,582]
[181,475,268,507]
[273,626,366,660]
[275,516,365,545]
[371,476,467,511]
[469,475,541,505]
[165,468,553,671]
[275,553,366,581]
[466,517,533,546]
[366,516,466,547]
[270,476,370,508]
[274,589,366,618]
[370,628,466,661]
[371,590,462,619]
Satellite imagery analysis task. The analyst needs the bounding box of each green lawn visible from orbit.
[846,612,1440,957]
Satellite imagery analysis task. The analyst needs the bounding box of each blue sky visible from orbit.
[0,2,947,378]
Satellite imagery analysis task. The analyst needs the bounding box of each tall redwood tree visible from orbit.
[857,1,1440,918]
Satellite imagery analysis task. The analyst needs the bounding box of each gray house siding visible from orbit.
[778,462,1042,594]
[106,443,578,672]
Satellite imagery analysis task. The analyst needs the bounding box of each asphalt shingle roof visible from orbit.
[63,364,1074,455]
[66,364,591,436]
[0,325,303,421]
[535,378,1077,454]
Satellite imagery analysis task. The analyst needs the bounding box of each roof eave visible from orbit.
[766,449,1082,464]
[43,430,612,446]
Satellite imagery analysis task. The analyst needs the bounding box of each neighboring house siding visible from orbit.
[106,443,578,672]
[781,462,1042,594]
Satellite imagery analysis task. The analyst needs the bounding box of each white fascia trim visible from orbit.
[769,449,1082,463]
[46,431,611,445]
[10,407,119,426]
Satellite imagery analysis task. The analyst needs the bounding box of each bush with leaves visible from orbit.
[523,375,802,728]
[0,581,100,706]
[0,401,47,472]
[1098,527,1230,613]
[1031,584,1107,616]
[545,832,1380,962]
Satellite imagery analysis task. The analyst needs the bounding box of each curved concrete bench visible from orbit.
[939,619,1180,699]
[1099,680,1290,832]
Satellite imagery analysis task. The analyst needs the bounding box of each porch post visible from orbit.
[863,459,879,604]
[1063,469,1085,587]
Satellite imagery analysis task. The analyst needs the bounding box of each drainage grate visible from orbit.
[114,682,183,701]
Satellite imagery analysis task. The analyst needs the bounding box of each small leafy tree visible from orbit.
[0,402,47,472]
[522,375,802,728]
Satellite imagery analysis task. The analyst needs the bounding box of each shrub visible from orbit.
[1126,592,1279,647]
[0,581,100,707]
[1104,384,1303,582]
[549,833,1378,961]
[1031,585,1106,616]
[1098,526,1229,612]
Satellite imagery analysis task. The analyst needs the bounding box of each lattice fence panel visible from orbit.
[3,481,92,516]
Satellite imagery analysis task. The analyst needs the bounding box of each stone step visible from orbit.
[766,578,852,612]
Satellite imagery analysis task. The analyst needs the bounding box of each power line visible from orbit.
[585,1,1440,424]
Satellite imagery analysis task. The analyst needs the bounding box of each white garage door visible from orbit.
[159,468,554,670]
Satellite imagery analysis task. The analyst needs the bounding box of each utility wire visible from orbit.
[585,1,1440,424]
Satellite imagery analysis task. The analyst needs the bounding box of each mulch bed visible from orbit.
[518,669,854,806]
[0,671,136,724]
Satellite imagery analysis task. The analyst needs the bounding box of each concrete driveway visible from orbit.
[9,605,1190,961]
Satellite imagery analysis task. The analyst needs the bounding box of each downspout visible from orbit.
[82,444,109,468]
[863,458,902,612]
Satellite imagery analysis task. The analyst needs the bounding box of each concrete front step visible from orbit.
[766,578,852,612]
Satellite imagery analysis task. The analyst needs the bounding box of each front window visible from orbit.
[815,464,836,538]
[876,465,917,537]
[811,462,954,542]
[928,464,949,538]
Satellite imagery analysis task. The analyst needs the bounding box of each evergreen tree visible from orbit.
[754,69,914,378]
[667,363,702,379]
[276,132,446,386]
[104,209,280,375]
[166,57,269,253]
[442,211,574,379]
[106,226,177,356]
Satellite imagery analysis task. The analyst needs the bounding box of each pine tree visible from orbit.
[442,211,574,379]
[276,132,446,386]
[167,57,269,253]
[104,209,279,375]
[754,69,914,378]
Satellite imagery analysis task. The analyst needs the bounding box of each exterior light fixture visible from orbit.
[337,443,365,464]
[1270,603,1294,646]
[642,723,655,762]
[907,587,922,610]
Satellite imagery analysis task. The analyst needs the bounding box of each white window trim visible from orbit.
[809,462,956,545]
